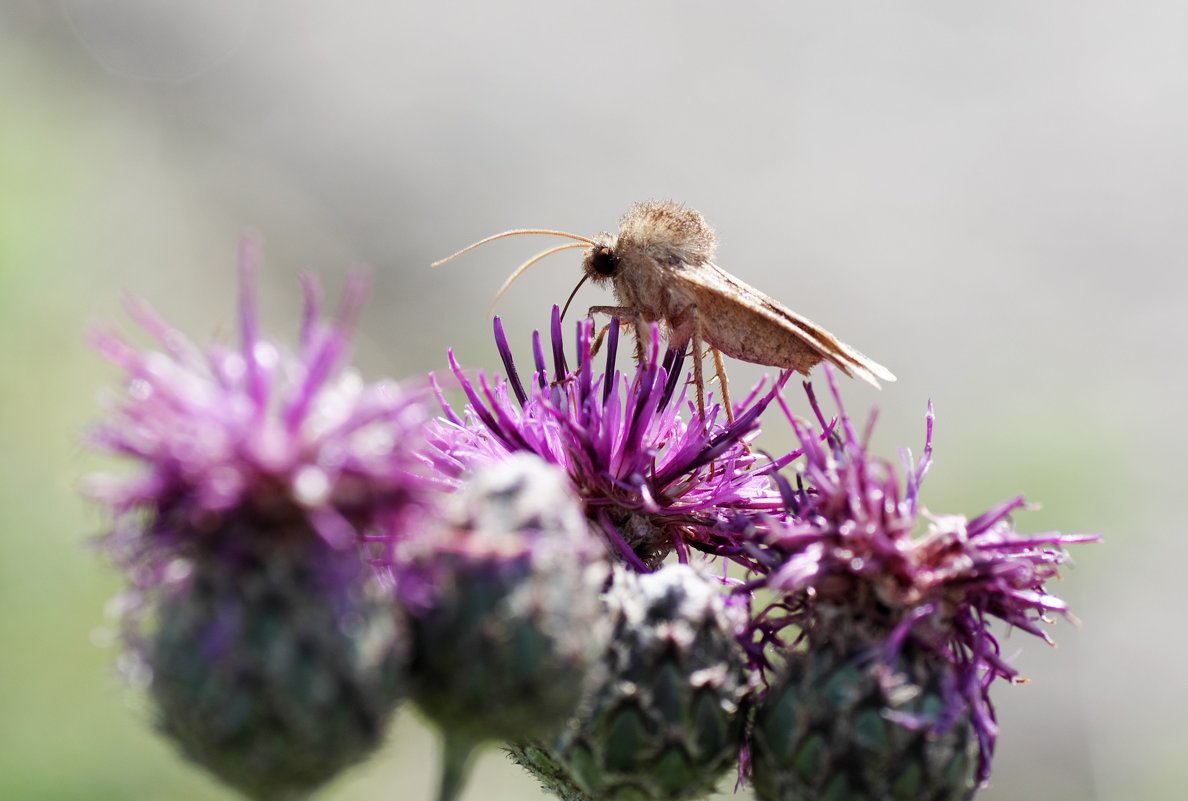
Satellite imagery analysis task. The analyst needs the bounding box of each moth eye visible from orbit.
[589,246,619,277]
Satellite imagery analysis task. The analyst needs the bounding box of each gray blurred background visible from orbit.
[0,2,1182,799]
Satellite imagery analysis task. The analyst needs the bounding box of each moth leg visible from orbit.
[665,304,707,421]
[587,306,645,361]
[710,346,734,424]
[633,317,650,361]
[690,307,708,421]
[689,311,740,471]
[589,323,613,359]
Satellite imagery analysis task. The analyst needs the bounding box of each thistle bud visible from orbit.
[510,563,750,801]
[402,452,609,801]
[750,621,977,801]
[147,523,408,801]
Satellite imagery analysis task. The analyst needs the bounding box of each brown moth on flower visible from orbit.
[432,200,895,420]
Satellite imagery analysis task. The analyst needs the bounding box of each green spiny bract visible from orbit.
[147,520,408,801]
[750,618,977,801]
[509,563,750,801]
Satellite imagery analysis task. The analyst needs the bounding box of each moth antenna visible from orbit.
[488,241,590,316]
[431,229,596,268]
[559,274,591,321]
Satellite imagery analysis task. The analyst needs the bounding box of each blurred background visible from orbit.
[0,2,1183,799]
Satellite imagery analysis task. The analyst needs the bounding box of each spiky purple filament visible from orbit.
[423,306,792,570]
[749,369,1097,783]
[86,242,434,580]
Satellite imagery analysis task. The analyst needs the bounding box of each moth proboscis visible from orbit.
[432,200,896,422]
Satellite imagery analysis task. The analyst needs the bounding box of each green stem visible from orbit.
[436,737,476,801]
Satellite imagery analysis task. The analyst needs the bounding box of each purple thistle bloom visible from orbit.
[84,241,432,800]
[422,305,790,570]
[751,369,1097,786]
[85,239,433,577]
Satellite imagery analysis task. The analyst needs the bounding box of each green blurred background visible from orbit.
[0,2,1182,799]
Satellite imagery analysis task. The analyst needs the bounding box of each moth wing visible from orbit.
[677,262,897,387]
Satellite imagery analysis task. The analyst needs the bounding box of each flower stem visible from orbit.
[436,737,476,801]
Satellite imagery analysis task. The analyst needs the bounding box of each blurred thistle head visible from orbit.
[84,241,431,801]
[400,452,610,801]
[747,373,1098,798]
[85,238,434,566]
[422,305,790,570]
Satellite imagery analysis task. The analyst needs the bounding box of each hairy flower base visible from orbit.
[145,523,407,801]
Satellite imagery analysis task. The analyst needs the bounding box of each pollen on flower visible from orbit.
[293,465,332,506]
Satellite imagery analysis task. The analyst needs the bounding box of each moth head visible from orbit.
[581,239,621,285]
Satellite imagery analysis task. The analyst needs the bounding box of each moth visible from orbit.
[433,200,896,420]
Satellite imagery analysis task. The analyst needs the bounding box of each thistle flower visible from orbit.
[509,563,751,801]
[747,373,1097,801]
[400,452,610,801]
[85,242,429,801]
[422,305,789,570]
